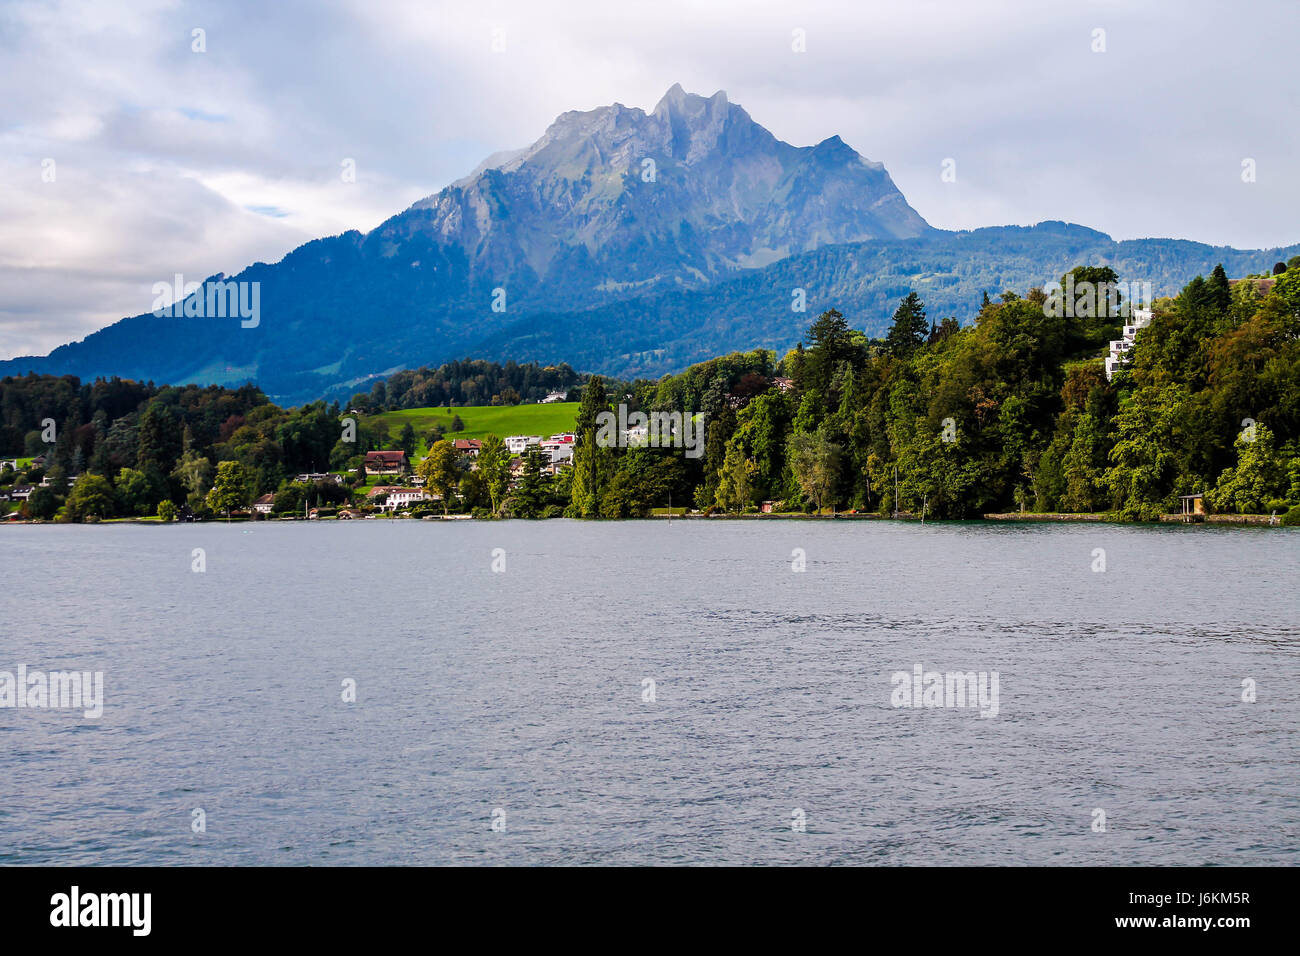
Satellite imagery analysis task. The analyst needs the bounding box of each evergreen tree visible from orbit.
[512,450,552,518]
[804,309,858,396]
[570,376,610,517]
[1207,263,1232,314]
[885,293,928,357]
[136,402,182,474]
[398,422,417,457]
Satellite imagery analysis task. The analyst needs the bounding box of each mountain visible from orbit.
[395,83,932,305]
[3,86,1297,405]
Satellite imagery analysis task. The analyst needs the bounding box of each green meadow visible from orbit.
[367,403,580,456]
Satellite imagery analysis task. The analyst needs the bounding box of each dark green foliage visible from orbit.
[346,359,583,412]
[4,261,1296,523]
[885,293,928,358]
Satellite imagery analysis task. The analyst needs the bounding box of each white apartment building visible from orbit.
[1105,307,1154,381]
[505,435,542,455]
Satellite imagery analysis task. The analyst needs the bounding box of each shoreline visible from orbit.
[2,512,1290,527]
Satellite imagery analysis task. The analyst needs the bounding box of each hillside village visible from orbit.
[238,432,580,519]
[324,433,577,518]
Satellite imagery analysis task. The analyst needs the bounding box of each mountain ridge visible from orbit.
[3,86,1297,404]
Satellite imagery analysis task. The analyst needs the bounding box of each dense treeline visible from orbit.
[0,375,390,519]
[560,261,1300,521]
[4,260,1298,524]
[346,359,583,413]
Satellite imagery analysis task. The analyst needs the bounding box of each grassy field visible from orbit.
[367,403,580,457]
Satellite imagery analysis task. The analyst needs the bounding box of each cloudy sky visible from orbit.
[2,0,1296,359]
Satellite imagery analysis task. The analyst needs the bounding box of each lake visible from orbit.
[1,520,1296,865]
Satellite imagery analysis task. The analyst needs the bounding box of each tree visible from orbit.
[570,376,610,517]
[115,467,153,516]
[449,414,465,433]
[206,460,253,517]
[1206,424,1288,514]
[136,402,182,474]
[417,439,460,515]
[790,427,843,513]
[398,422,417,457]
[511,449,553,518]
[929,316,961,343]
[714,440,756,513]
[1060,412,1109,513]
[477,434,511,515]
[171,450,213,512]
[157,500,177,522]
[272,484,307,515]
[25,485,61,520]
[66,474,116,521]
[1104,385,1189,520]
[1206,263,1231,314]
[885,292,928,357]
[803,309,860,396]
[457,467,490,512]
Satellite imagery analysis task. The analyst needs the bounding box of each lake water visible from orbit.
[1,520,1296,865]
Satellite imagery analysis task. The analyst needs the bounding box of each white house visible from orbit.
[369,486,428,511]
[252,493,275,514]
[539,435,574,454]
[542,391,568,403]
[505,435,541,455]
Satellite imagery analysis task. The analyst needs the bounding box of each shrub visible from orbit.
[1280,505,1300,526]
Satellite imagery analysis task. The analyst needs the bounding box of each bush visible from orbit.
[26,485,61,520]
[1115,501,1165,523]
[1281,505,1300,527]
[157,500,177,522]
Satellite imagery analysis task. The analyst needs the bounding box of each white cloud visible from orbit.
[1,0,1297,358]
